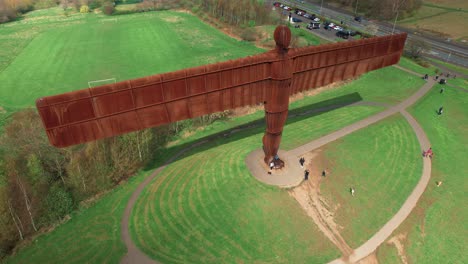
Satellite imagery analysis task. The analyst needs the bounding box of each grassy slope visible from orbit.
[0,11,263,109]
[398,57,438,75]
[129,67,425,263]
[130,106,385,263]
[319,115,422,248]
[377,84,468,263]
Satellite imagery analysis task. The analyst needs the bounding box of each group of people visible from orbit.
[299,157,327,181]
[423,147,434,159]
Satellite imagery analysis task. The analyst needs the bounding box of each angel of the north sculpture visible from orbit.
[36,25,407,165]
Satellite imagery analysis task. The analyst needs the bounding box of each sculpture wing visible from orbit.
[36,53,275,147]
[289,33,407,95]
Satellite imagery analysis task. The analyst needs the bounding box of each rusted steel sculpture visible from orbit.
[36,25,407,165]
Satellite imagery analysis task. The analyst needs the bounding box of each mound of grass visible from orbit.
[318,115,422,248]
[0,11,263,108]
[378,83,468,263]
[129,104,389,263]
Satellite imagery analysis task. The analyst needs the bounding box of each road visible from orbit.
[278,0,468,67]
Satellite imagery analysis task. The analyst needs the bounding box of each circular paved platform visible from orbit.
[245,149,305,188]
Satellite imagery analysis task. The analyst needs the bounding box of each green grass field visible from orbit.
[319,115,422,248]
[377,83,468,263]
[0,11,263,110]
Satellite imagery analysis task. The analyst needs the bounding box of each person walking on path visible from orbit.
[440,87,444,94]
[304,170,310,181]
[350,187,355,196]
[424,74,428,80]
[299,157,305,168]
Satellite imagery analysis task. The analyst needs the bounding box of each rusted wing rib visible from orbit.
[36,52,275,147]
[289,33,407,95]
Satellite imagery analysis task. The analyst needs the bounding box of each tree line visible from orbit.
[0,109,228,259]
[319,0,422,20]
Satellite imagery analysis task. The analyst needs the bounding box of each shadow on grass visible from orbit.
[143,92,364,171]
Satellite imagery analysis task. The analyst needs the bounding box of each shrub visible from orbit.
[45,183,74,222]
[241,28,258,42]
[102,3,115,15]
[80,5,90,13]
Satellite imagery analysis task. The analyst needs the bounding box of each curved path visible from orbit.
[121,70,435,263]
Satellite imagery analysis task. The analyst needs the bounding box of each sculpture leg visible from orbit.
[262,110,288,164]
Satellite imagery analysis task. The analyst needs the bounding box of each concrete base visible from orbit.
[245,149,304,188]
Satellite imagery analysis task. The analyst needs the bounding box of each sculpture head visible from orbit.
[274,25,291,51]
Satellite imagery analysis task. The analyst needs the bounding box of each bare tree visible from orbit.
[406,38,430,59]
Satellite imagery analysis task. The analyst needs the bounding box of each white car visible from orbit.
[333,26,343,31]
[329,23,335,27]
[313,17,320,22]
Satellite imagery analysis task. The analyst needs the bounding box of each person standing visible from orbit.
[304,170,310,181]
[438,106,444,115]
[350,187,355,196]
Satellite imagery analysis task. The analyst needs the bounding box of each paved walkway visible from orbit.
[120,70,436,263]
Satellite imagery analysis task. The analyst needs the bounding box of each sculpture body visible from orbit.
[36,26,407,164]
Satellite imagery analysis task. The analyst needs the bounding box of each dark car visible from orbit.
[439,79,447,84]
[273,2,281,7]
[336,30,350,39]
[292,17,303,23]
[354,16,362,22]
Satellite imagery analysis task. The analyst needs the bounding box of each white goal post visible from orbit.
[88,78,117,88]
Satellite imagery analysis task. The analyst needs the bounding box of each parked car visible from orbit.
[292,17,303,23]
[295,9,306,15]
[307,22,320,30]
[336,30,350,39]
[333,25,343,31]
[303,13,312,19]
[328,22,335,28]
[313,17,320,22]
[354,16,362,22]
[273,2,281,7]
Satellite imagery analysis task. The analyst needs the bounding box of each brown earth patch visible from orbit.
[289,148,353,258]
[357,253,379,264]
[387,233,409,264]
